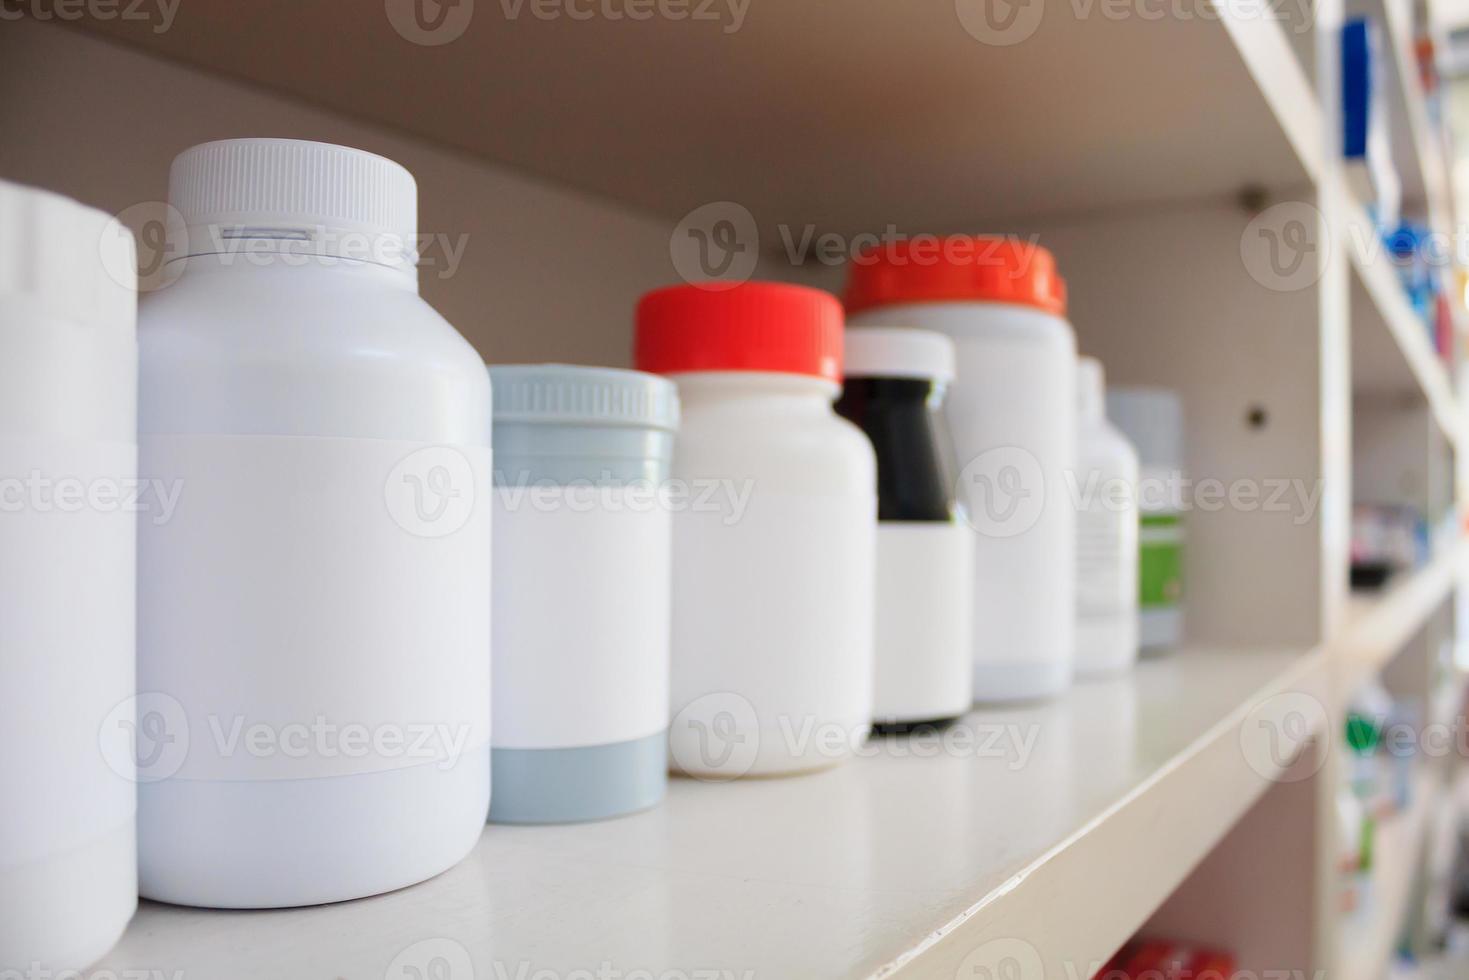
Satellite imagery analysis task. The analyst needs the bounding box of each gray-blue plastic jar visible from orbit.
[488,363,679,824]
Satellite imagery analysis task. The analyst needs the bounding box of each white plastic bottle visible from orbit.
[636,282,876,778]
[137,139,492,908]
[846,238,1076,702]
[0,182,138,972]
[1074,357,1139,676]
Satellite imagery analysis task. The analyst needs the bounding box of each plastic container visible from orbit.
[1074,357,1139,676]
[1107,386,1185,652]
[835,327,972,728]
[137,139,492,908]
[636,282,876,778]
[488,364,677,823]
[0,181,138,972]
[846,237,1077,702]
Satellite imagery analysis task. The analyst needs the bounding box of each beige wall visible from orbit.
[0,18,687,367]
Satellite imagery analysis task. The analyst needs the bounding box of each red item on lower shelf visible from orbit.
[1096,939,1238,979]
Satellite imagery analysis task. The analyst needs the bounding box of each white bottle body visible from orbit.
[872,522,974,724]
[850,302,1076,702]
[666,372,876,778]
[0,185,138,972]
[137,255,492,908]
[1074,417,1140,676]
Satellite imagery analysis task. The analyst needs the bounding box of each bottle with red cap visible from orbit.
[846,237,1077,702]
[636,281,876,778]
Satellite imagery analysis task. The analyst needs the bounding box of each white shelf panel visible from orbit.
[1339,538,1467,696]
[1376,0,1454,232]
[1339,768,1443,980]
[56,4,1321,234]
[99,649,1328,980]
[1345,194,1463,444]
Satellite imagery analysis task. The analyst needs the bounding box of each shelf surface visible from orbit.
[1339,539,1467,695]
[99,649,1327,980]
[61,3,1319,234]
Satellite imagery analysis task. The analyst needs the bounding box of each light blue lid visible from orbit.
[489,364,679,485]
[490,364,679,430]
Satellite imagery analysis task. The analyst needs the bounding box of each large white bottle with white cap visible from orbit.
[1074,357,1139,676]
[137,139,492,908]
[0,181,138,971]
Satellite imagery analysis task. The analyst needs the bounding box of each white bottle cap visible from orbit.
[843,326,955,382]
[1077,355,1106,420]
[0,179,136,332]
[166,138,418,273]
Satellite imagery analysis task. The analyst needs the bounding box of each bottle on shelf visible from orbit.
[137,138,492,908]
[1074,356,1140,677]
[834,326,973,728]
[488,363,678,823]
[845,237,1078,702]
[0,180,138,972]
[636,282,876,778]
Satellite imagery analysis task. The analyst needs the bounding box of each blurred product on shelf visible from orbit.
[835,326,973,729]
[487,364,678,823]
[845,237,1077,703]
[637,282,876,778]
[137,139,493,908]
[0,182,138,973]
[1073,356,1140,677]
[1106,387,1185,653]
[1381,222,1455,362]
[1095,939,1236,979]
[1338,787,1371,914]
[1343,17,1401,234]
[1351,503,1428,589]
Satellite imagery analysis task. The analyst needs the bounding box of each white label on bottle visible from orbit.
[138,435,492,783]
[670,489,876,734]
[0,438,136,868]
[491,485,670,750]
[1076,487,1131,619]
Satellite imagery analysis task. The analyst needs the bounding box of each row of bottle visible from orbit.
[1,137,1182,972]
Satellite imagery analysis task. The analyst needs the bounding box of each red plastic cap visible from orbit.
[843,236,1067,317]
[635,281,844,382]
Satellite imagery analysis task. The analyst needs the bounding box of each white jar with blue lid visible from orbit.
[489,363,678,823]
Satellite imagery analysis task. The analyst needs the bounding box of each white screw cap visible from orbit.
[166,138,418,271]
[842,326,955,382]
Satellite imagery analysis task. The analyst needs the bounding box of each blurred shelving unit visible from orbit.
[0,0,1466,977]
[1339,768,1445,980]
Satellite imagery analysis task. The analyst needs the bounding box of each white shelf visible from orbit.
[98,649,1328,980]
[1346,193,1463,444]
[1339,539,1467,696]
[1377,0,1454,233]
[1339,768,1443,980]
[59,5,1322,233]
